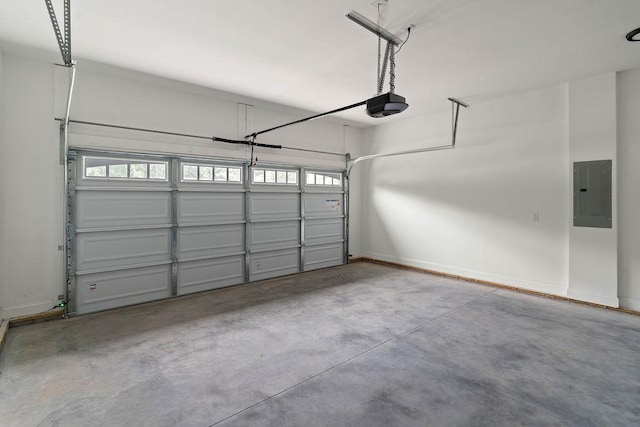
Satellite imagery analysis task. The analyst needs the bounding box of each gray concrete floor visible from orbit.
[1,263,639,427]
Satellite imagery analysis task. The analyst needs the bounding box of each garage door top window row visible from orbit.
[84,156,168,181]
[83,156,340,188]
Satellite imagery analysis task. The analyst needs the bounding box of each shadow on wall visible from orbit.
[364,198,400,260]
[362,83,571,289]
[363,136,569,286]
[371,153,565,232]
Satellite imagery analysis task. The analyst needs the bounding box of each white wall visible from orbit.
[0,49,4,320]
[618,67,640,311]
[1,53,62,318]
[59,60,355,169]
[0,45,360,318]
[567,73,618,306]
[361,87,570,296]
[361,70,640,309]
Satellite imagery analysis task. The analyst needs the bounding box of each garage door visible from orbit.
[67,151,346,315]
[303,171,346,271]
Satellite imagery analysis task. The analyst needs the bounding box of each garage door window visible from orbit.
[182,163,242,183]
[252,168,298,185]
[83,156,168,181]
[305,172,341,187]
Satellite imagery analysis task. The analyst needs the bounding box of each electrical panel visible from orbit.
[573,160,612,228]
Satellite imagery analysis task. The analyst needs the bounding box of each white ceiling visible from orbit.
[1,0,639,126]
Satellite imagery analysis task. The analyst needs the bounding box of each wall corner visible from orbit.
[567,72,619,307]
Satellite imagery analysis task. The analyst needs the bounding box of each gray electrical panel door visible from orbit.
[573,160,612,228]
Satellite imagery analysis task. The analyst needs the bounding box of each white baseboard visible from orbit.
[363,252,567,297]
[2,301,54,320]
[566,289,619,308]
[619,297,640,312]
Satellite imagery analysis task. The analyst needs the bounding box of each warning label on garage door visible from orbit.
[325,199,341,212]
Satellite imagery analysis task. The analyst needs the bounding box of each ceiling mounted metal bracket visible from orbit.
[346,10,403,45]
[346,98,469,175]
[347,9,409,117]
[448,98,469,147]
[44,0,73,66]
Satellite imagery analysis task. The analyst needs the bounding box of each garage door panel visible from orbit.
[250,248,300,281]
[177,256,245,295]
[178,192,244,224]
[249,193,300,221]
[76,265,172,314]
[304,193,344,217]
[305,218,344,245]
[250,221,300,252]
[304,243,344,271]
[76,191,171,229]
[177,224,245,260]
[76,229,172,272]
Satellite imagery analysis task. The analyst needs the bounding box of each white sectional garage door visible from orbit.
[303,171,346,272]
[67,151,346,315]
